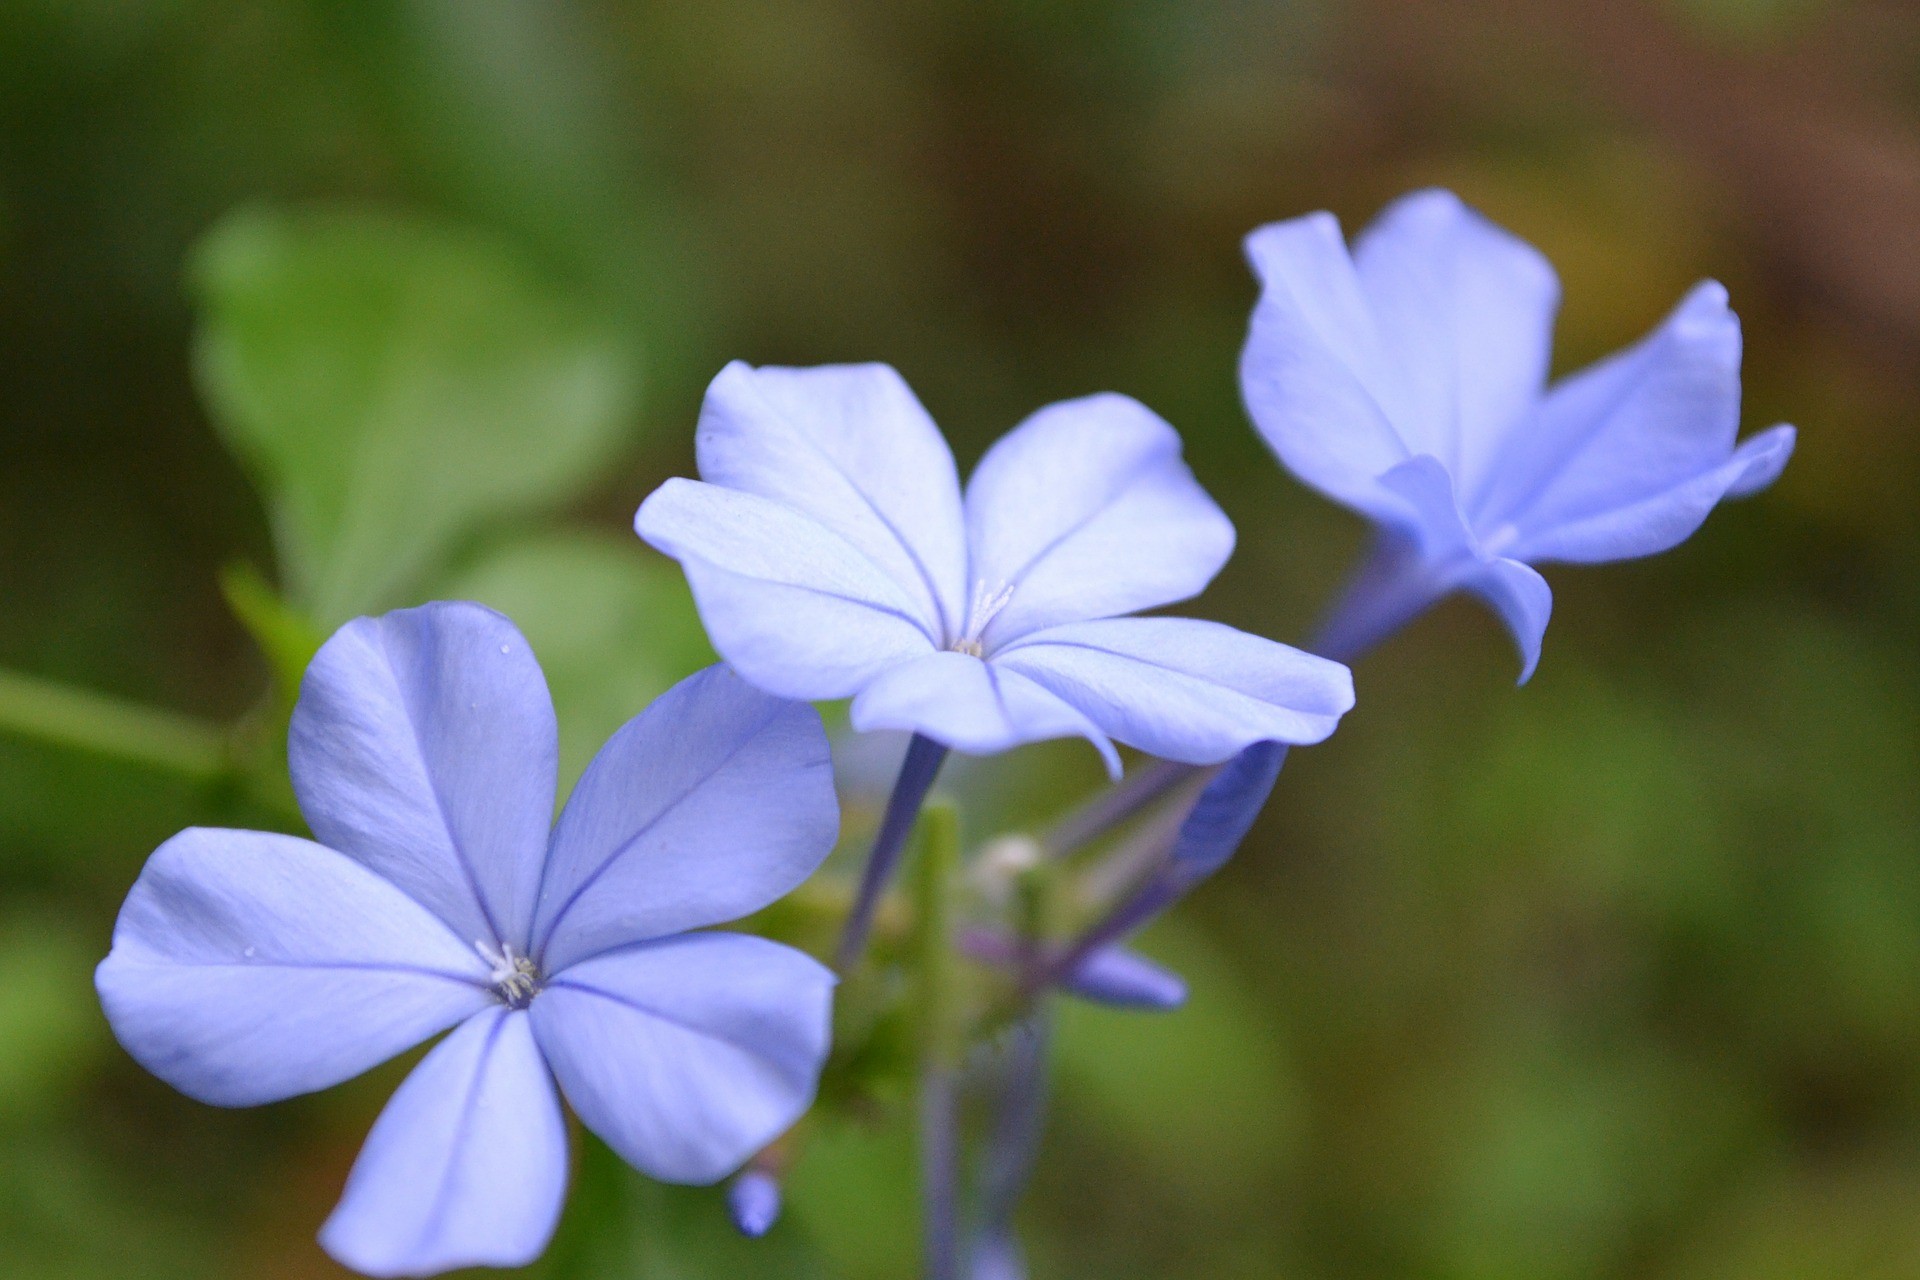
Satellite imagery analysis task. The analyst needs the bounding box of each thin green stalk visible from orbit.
[0,667,229,780]
[914,801,964,1280]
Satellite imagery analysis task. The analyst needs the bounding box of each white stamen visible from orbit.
[952,580,1016,657]
[474,938,541,1007]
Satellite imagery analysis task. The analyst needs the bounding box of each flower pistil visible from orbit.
[475,939,541,1009]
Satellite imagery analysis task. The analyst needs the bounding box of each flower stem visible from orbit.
[0,667,229,780]
[914,801,964,1280]
[1036,536,1426,871]
[836,733,949,972]
[1032,741,1291,996]
[1041,756,1198,859]
[973,1010,1050,1270]
[1308,533,1438,665]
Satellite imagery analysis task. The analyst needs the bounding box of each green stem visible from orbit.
[914,800,964,1070]
[914,800,964,1280]
[0,667,229,780]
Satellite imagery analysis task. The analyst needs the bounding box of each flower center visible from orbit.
[951,580,1016,658]
[1479,522,1521,557]
[475,939,542,1009]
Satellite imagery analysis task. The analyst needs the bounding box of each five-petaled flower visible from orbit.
[95,603,840,1278]
[635,362,1355,774]
[1241,188,1796,678]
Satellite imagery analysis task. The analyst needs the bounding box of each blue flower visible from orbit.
[1241,189,1796,678]
[635,362,1355,775]
[95,602,839,1278]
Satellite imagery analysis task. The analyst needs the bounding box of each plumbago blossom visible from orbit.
[96,603,839,1277]
[635,361,1355,776]
[1242,188,1796,678]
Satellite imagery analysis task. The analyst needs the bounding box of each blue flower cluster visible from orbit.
[95,190,1792,1277]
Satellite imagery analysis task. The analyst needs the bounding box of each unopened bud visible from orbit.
[1060,946,1187,1010]
[727,1169,782,1238]
[968,834,1043,908]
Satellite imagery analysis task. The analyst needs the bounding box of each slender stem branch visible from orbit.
[976,1012,1051,1246]
[921,1066,962,1280]
[0,667,229,779]
[1031,742,1290,996]
[1074,770,1210,907]
[1308,533,1438,666]
[1030,539,1432,997]
[1037,535,1425,870]
[1041,756,1196,860]
[836,733,949,972]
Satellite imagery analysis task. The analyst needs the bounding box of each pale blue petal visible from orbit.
[320,1009,567,1278]
[531,666,838,973]
[1371,455,1554,680]
[960,931,1185,1009]
[994,618,1354,763]
[693,361,969,639]
[1724,423,1796,497]
[1240,211,1410,517]
[960,394,1234,648]
[1351,189,1559,489]
[847,650,1120,777]
[1312,533,1450,665]
[96,828,489,1107]
[532,933,834,1184]
[290,603,556,950]
[1374,452,1478,562]
[1473,281,1748,554]
[1317,453,1482,663]
[1465,557,1553,684]
[1513,424,1796,564]
[637,478,936,699]
[1166,739,1289,881]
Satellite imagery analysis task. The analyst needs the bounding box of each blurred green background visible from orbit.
[3,1,1917,1277]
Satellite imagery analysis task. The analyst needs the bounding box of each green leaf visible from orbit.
[441,533,713,788]
[218,563,323,708]
[191,206,643,625]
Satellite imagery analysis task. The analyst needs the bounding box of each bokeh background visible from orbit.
[3,1,1918,1277]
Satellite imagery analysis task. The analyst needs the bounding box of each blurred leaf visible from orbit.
[217,562,322,706]
[782,1117,919,1280]
[0,914,108,1125]
[1667,0,1828,43]
[544,1136,839,1280]
[1667,1161,1920,1279]
[1455,668,1722,915]
[0,738,209,883]
[191,206,643,625]
[0,667,226,782]
[440,533,712,788]
[0,1130,209,1280]
[1054,917,1302,1198]
[1427,1040,1760,1280]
